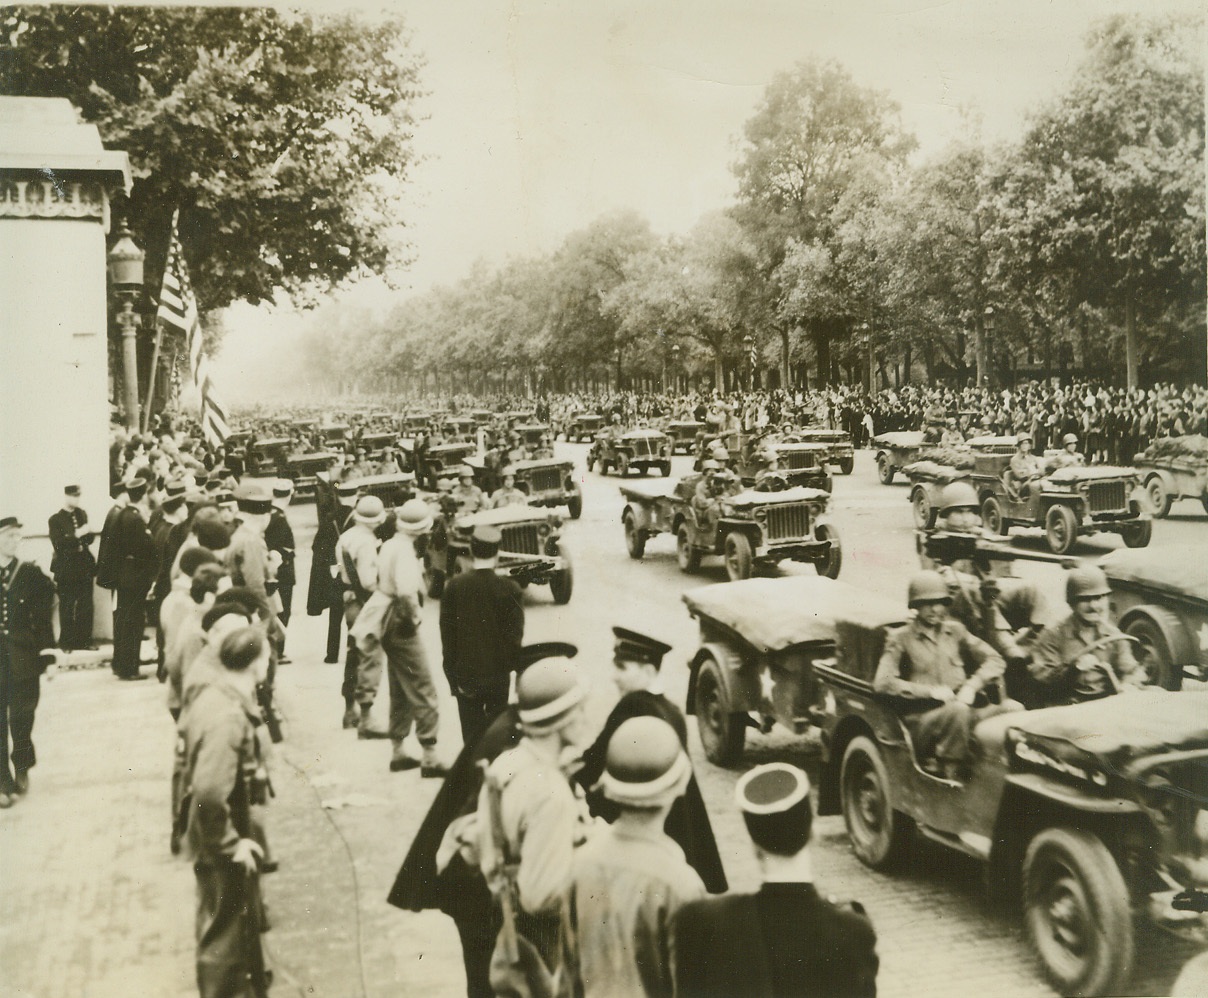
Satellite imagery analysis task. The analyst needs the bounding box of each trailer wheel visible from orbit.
[1045,504,1078,556]
[876,454,894,485]
[566,493,583,519]
[694,655,745,766]
[1122,519,1152,548]
[911,488,936,530]
[840,736,912,870]
[1146,476,1172,518]
[623,511,646,559]
[676,525,701,573]
[1023,827,1133,997]
[658,460,672,478]
[723,532,753,581]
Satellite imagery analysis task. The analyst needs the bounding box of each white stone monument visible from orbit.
[0,97,131,635]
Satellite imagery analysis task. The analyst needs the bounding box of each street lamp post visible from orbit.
[108,222,145,432]
[860,322,873,393]
[743,334,754,391]
[983,306,995,388]
[671,342,681,393]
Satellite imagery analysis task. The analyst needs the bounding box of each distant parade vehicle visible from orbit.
[284,450,340,498]
[873,430,926,484]
[665,420,705,455]
[506,457,583,519]
[247,437,293,476]
[1134,436,1208,517]
[806,594,1208,997]
[563,411,605,442]
[793,427,856,475]
[341,471,418,508]
[439,415,477,442]
[974,459,1152,555]
[590,427,673,477]
[422,503,573,604]
[1100,544,1208,690]
[619,477,841,581]
[416,441,477,489]
[698,432,833,492]
[318,423,350,446]
[681,577,888,765]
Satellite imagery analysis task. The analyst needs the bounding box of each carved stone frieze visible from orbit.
[0,177,108,222]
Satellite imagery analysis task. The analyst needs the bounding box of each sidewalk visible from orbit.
[0,606,469,998]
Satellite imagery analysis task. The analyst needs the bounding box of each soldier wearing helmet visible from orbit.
[1006,432,1047,500]
[753,447,786,491]
[940,418,965,447]
[693,461,741,536]
[1027,566,1148,708]
[451,465,486,515]
[1050,432,1085,471]
[874,571,1016,780]
[489,467,528,509]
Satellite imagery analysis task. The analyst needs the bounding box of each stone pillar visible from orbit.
[0,98,131,636]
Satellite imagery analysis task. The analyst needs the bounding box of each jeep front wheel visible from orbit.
[549,549,573,605]
[566,493,583,519]
[1023,827,1133,997]
[982,495,1007,536]
[840,736,912,870]
[1145,476,1172,518]
[1045,504,1078,556]
[814,523,842,579]
[693,656,745,766]
[1122,518,1152,548]
[911,488,935,530]
[839,455,854,475]
[723,532,753,581]
[616,453,630,477]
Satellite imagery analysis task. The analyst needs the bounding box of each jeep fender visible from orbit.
[686,642,759,718]
[718,519,764,555]
[1142,468,1177,496]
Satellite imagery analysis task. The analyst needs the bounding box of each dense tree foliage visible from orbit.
[2,5,423,311]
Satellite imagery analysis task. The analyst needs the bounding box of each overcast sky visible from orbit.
[215,0,1204,395]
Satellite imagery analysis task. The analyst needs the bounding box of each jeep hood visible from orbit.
[456,505,553,528]
[513,459,571,472]
[1046,465,1137,484]
[726,486,831,507]
[977,691,1208,773]
[874,431,925,448]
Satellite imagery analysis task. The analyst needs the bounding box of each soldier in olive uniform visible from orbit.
[450,466,486,515]
[488,467,527,509]
[47,485,96,651]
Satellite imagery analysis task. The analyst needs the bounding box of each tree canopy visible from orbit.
[2,5,424,311]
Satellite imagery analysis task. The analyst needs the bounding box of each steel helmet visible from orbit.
[938,481,979,514]
[701,459,721,472]
[1062,433,1079,446]
[1066,566,1111,604]
[1016,432,1033,446]
[908,570,952,608]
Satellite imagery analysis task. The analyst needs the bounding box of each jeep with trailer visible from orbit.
[666,420,705,455]
[873,431,926,484]
[794,428,856,475]
[618,477,841,581]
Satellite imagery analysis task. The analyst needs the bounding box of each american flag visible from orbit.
[156,212,229,447]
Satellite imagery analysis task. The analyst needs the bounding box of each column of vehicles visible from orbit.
[678,571,1208,998]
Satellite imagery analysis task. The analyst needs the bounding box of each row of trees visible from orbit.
[299,13,1204,394]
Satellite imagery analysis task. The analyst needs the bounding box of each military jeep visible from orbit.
[618,477,841,580]
[811,603,1208,997]
[418,442,478,490]
[505,458,582,519]
[590,428,673,477]
[422,503,572,604]
[564,412,605,442]
[973,456,1152,555]
[794,428,855,475]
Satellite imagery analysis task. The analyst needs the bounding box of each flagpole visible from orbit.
[142,320,165,434]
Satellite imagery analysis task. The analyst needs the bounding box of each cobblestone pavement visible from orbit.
[0,445,1202,997]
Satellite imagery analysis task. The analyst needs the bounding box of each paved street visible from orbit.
[0,443,1201,998]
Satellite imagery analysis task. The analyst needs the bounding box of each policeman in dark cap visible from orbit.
[576,627,727,892]
[109,478,156,681]
[47,485,96,651]
[673,763,879,998]
[265,480,296,657]
[439,525,524,747]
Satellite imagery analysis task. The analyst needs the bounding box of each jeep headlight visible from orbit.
[537,523,550,537]
[753,507,767,521]
[549,514,563,529]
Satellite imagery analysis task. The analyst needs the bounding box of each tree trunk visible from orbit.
[813,325,830,387]
[780,325,791,389]
[1124,293,1139,389]
[902,344,912,384]
[713,351,724,391]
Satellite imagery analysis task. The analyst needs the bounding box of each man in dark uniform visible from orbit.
[265,480,296,660]
[48,485,96,651]
[576,627,727,893]
[673,763,879,998]
[149,481,188,677]
[439,525,524,747]
[0,517,56,807]
[110,479,157,681]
